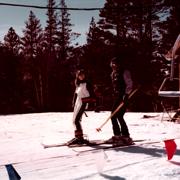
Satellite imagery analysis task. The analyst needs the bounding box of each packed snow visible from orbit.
[0,111,180,179]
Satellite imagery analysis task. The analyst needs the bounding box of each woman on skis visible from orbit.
[68,69,95,145]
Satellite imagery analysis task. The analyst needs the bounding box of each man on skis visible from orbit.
[107,54,134,146]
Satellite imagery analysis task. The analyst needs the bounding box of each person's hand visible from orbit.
[123,94,129,103]
[72,103,75,109]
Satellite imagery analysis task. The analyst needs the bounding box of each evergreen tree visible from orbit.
[22,11,43,58]
[98,0,161,50]
[4,27,21,55]
[97,0,166,111]
[87,17,99,45]
[22,10,45,111]
[98,0,129,47]
[57,0,74,61]
[44,0,58,56]
[42,0,59,110]
[84,17,114,102]
[0,45,21,114]
[51,0,80,111]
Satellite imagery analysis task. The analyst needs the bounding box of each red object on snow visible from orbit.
[164,139,177,160]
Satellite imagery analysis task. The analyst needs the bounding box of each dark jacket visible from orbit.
[111,68,133,97]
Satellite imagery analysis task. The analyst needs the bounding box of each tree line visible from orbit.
[0,0,179,114]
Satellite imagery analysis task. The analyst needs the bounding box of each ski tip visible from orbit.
[42,145,48,149]
[96,128,101,132]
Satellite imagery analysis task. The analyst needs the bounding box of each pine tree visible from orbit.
[22,10,45,111]
[0,45,21,113]
[44,0,58,56]
[4,27,21,55]
[22,11,43,58]
[98,0,129,46]
[84,17,113,85]
[98,0,161,48]
[87,17,98,45]
[57,0,73,61]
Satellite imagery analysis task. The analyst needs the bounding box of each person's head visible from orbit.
[75,69,87,86]
[110,57,120,71]
[76,69,86,80]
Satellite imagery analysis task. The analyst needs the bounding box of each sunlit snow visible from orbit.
[0,111,180,179]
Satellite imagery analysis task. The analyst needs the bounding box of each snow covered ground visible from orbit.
[0,111,180,179]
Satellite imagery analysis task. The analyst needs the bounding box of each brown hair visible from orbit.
[75,69,86,86]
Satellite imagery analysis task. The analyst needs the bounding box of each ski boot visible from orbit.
[105,135,125,146]
[67,130,89,146]
[120,136,134,145]
[112,136,125,147]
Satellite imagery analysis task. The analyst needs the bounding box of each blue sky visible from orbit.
[0,0,105,45]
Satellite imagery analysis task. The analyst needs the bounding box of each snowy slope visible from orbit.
[0,111,180,179]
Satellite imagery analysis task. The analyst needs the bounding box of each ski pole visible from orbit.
[96,88,139,132]
[84,112,88,117]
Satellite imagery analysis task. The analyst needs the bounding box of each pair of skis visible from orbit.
[71,139,161,154]
[42,139,118,149]
[43,88,139,149]
[42,139,145,149]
